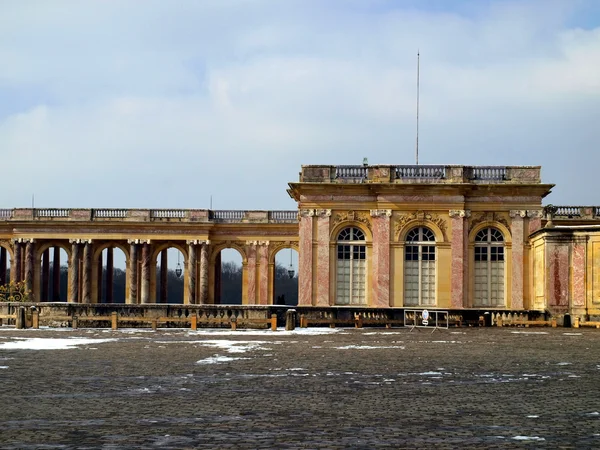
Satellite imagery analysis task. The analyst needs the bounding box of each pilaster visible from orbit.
[449,210,470,308]
[315,209,331,306]
[527,209,544,235]
[370,209,391,307]
[510,210,526,309]
[298,209,314,306]
[571,236,587,314]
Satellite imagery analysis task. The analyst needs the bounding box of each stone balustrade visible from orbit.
[300,164,542,184]
[0,208,299,223]
[545,205,600,220]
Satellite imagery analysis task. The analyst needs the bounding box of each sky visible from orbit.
[1,0,599,210]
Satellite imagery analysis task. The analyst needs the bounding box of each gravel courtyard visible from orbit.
[0,326,599,449]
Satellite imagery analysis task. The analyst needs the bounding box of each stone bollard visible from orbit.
[573,316,580,328]
[32,309,39,329]
[285,309,296,331]
[15,307,26,329]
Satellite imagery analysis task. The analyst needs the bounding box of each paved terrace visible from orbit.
[1,327,599,449]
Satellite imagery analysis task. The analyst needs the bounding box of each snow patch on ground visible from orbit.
[512,436,545,441]
[196,355,249,365]
[0,337,117,350]
[335,345,405,350]
[511,331,548,335]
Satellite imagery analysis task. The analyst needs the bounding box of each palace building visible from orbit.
[1,163,599,320]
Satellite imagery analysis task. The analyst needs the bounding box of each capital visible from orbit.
[509,210,527,218]
[315,209,331,218]
[127,239,149,244]
[186,239,199,245]
[245,240,258,246]
[526,210,544,219]
[299,209,315,218]
[258,240,270,246]
[449,210,471,218]
[370,209,392,217]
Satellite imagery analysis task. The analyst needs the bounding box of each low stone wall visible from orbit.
[0,302,551,329]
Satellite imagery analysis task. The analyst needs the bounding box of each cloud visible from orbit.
[0,0,599,208]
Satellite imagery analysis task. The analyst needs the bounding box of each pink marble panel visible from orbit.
[298,215,313,306]
[528,217,542,235]
[572,242,586,307]
[371,215,390,307]
[450,216,465,308]
[546,244,570,308]
[378,195,465,203]
[511,217,524,309]
[300,195,376,202]
[258,245,269,305]
[316,215,330,306]
[246,245,257,305]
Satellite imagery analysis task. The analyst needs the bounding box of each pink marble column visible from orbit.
[199,241,209,304]
[370,210,391,307]
[545,236,570,312]
[572,236,587,311]
[510,210,526,309]
[245,241,257,305]
[11,241,22,284]
[141,242,151,304]
[316,209,331,306]
[257,242,269,305]
[69,240,81,303]
[81,241,92,304]
[186,241,197,304]
[24,240,35,299]
[449,210,470,308]
[128,240,139,304]
[527,210,544,235]
[298,209,314,306]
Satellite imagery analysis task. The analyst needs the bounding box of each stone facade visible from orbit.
[1,165,600,320]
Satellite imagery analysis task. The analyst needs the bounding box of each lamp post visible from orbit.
[287,248,295,279]
[175,251,183,278]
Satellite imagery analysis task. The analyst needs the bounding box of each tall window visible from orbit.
[336,227,366,305]
[404,227,436,306]
[474,227,505,306]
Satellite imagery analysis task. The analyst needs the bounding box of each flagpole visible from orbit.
[416,50,420,165]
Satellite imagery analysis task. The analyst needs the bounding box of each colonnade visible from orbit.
[1,238,297,305]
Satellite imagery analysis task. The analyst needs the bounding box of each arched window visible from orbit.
[474,227,505,306]
[404,227,436,306]
[336,227,366,305]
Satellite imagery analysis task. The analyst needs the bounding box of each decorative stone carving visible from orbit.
[299,209,315,218]
[448,210,471,218]
[394,211,447,240]
[527,210,544,218]
[469,212,510,233]
[370,209,392,217]
[509,210,527,218]
[315,209,331,217]
[331,210,372,231]
[127,239,150,244]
